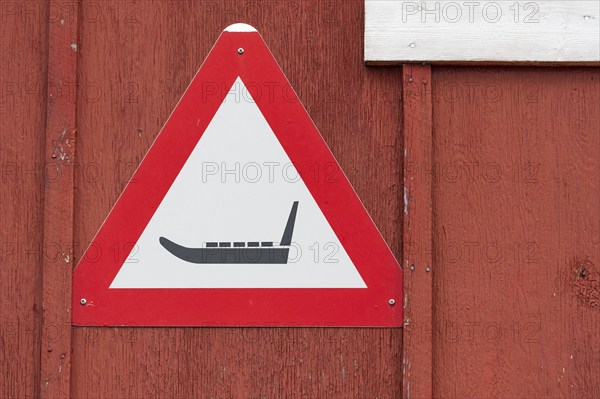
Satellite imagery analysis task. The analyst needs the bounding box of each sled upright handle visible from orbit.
[279,201,299,246]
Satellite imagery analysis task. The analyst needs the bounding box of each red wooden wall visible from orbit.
[1,1,599,398]
[1,3,48,398]
[431,67,600,398]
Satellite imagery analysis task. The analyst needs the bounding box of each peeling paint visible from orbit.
[51,128,74,162]
[569,258,599,310]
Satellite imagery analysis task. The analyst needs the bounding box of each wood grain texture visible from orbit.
[431,67,600,398]
[0,3,48,398]
[39,1,79,397]
[71,1,402,397]
[402,65,433,399]
[365,0,600,64]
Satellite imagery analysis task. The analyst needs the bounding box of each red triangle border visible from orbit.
[72,28,403,327]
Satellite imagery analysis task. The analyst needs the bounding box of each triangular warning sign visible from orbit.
[73,24,402,327]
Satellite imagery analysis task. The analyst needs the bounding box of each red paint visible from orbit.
[40,2,79,397]
[402,65,433,398]
[72,28,402,327]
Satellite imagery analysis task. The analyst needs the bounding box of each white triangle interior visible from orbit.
[110,77,367,288]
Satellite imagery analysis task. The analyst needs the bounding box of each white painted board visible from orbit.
[365,0,600,63]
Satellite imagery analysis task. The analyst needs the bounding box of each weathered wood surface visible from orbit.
[402,65,433,399]
[365,0,600,64]
[3,1,599,398]
[71,1,403,397]
[431,67,600,398]
[39,1,79,398]
[0,3,49,398]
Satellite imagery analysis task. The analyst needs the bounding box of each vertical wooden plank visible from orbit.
[70,1,403,397]
[39,1,79,397]
[0,3,49,398]
[402,64,433,399]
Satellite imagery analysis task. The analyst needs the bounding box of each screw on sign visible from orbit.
[72,24,402,328]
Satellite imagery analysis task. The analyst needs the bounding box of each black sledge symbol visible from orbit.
[159,201,299,264]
